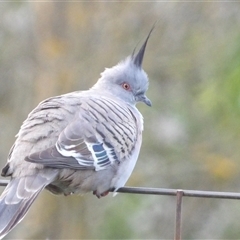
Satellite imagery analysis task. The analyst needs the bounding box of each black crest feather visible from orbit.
[132,23,155,68]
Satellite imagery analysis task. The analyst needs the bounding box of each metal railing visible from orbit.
[1,179,240,239]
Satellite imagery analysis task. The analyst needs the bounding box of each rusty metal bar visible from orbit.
[117,186,240,200]
[1,180,240,200]
[117,186,176,196]
[174,190,183,240]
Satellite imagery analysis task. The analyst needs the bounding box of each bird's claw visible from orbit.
[93,190,109,198]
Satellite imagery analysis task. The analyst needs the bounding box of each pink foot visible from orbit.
[93,190,109,198]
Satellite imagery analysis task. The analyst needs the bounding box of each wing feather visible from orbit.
[25,96,138,171]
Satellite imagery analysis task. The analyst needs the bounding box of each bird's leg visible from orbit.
[93,190,110,198]
[100,191,109,197]
[93,187,115,198]
[64,192,73,196]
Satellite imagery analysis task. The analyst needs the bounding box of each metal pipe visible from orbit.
[117,186,240,200]
[1,180,240,200]
[174,190,183,240]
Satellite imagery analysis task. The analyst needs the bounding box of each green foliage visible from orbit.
[99,195,141,239]
[199,38,240,136]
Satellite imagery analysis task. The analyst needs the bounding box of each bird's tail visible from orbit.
[0,172,57,239]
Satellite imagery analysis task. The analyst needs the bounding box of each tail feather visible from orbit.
[0,172,57,239]
[0,190,40,239]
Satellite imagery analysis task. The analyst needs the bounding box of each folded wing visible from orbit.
[26,97,137,171]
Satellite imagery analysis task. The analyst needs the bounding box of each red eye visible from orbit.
[122,82,131,91]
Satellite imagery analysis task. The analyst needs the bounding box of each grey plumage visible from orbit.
[0,27,153,239]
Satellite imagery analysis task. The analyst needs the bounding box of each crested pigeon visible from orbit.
[0,27,153,238]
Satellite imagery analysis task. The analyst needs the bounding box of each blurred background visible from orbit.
[1,1,240,239]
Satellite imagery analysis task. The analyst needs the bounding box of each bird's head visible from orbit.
[92,27,153,107]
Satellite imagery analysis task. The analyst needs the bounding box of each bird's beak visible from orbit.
[137,95,152,107]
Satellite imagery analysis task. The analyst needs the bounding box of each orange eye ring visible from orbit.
[122,82,131,91]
